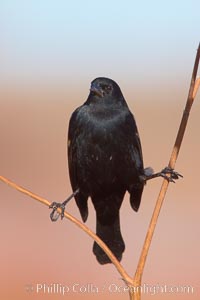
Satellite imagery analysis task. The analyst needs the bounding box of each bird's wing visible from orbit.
[67,107,89,222]
[122,112,144,212]
[68,108,79,191]
[119,111,144,173]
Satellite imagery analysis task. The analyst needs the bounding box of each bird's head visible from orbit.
[88,77,125,103]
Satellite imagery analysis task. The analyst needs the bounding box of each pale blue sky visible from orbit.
[1,0,199,85]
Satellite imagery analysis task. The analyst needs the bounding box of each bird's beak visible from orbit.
[90,83,103,97]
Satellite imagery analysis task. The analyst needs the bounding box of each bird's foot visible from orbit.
[49,188,80,222]
[144,166,183,183]
[159,167,183,183]
[49,201,66,221]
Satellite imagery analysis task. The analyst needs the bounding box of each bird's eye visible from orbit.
[106,85,112,91]
[101,84,112,92]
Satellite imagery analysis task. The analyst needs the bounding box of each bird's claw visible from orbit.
[160,167,183,183]
[49,202,66,222]
[49,189,80,222]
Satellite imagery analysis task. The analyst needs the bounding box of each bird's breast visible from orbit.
[72,104,137,194]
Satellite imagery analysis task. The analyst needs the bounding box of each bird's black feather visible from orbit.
[68,77,144,264]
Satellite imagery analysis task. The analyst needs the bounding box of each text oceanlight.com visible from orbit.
[25,282,194,295]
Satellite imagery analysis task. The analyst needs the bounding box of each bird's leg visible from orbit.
[142,167,183,183]
[49,188,79,222]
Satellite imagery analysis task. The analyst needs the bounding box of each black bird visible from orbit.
[50,77,181,264]
[67,77,146,264]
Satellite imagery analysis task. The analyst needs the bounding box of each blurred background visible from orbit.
[0,1,200,299]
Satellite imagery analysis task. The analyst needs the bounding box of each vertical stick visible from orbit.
[132,43,200,300]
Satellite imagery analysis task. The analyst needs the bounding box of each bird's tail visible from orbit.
[93,212,125,264]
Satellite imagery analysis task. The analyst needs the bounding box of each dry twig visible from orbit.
[131,43,200,300]
[0,175,132,285]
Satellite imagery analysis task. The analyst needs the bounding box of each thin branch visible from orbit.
[131,43,200,300]
[0,175,132,285]
[193,77,200,99]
